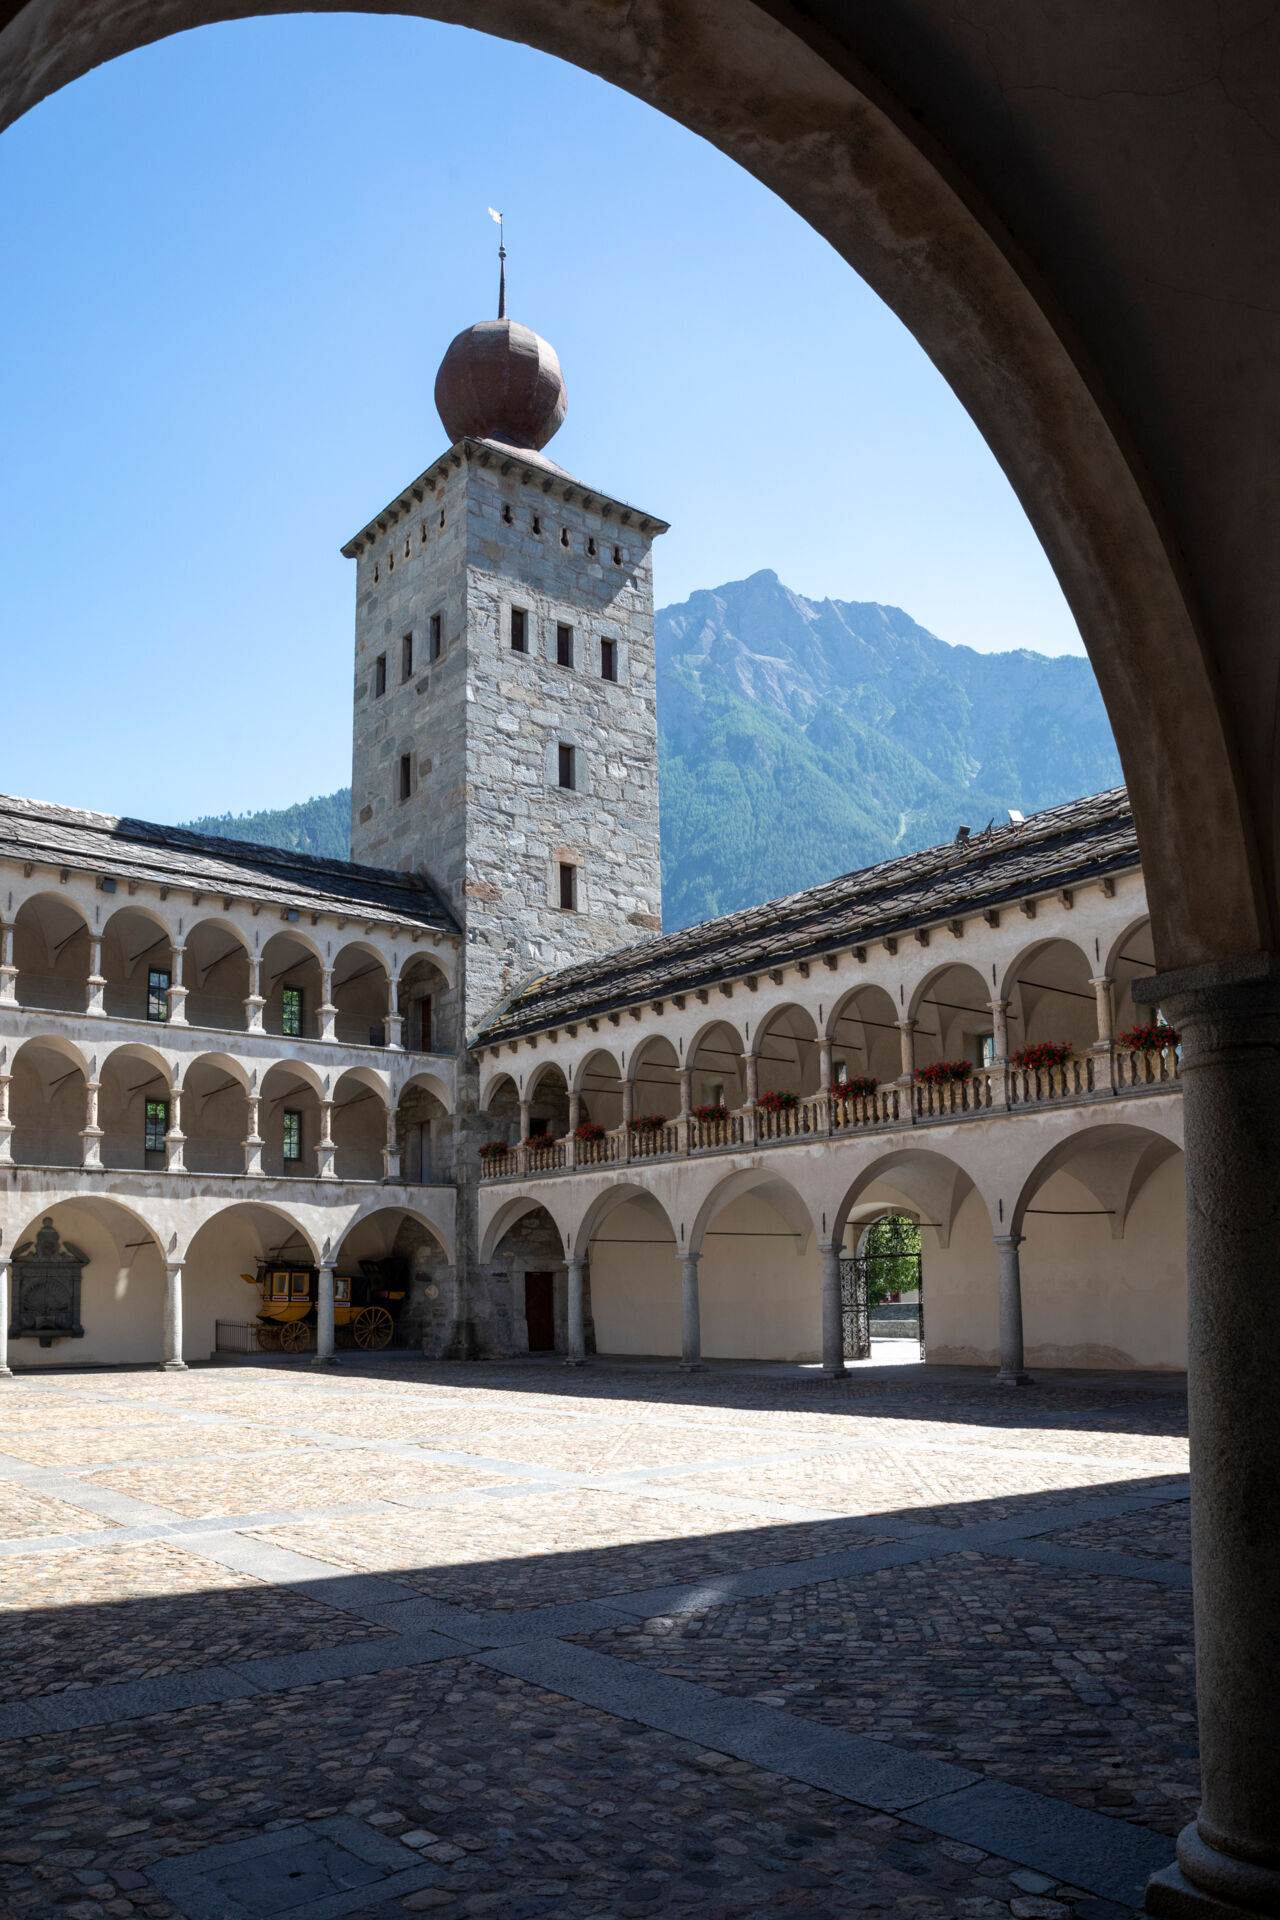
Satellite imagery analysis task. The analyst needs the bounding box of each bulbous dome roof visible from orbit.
[433,318,567,452]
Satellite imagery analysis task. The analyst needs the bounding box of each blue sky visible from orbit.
[0,13,1087,823]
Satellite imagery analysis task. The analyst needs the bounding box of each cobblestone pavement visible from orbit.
[0,1359,1191,1918]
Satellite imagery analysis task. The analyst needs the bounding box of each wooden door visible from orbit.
[524,1271,556,1352]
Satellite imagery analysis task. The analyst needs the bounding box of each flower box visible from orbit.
[831,1076,878,1099]
[691,1103,728,1122]
[479,1140,512,1162]
[756,1090,800,1112]
[573,1122,606,1143]
[916,1059,973,1085]
[1117,1022,1180,1052]
[627,1113,670,1133]
[1011,1041,1073,1071]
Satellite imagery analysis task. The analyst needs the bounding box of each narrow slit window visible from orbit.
[587,536,597,557]
[556,623,574,668]
[374,654,387,698]
[401,633,413,681]
[558,862,577,911]
[510,607,527,652]
[430,611,442,660]
[532,512,542,534]
[281,985,303,1038]
[147,968,171,1023]
[282,1109,302,1162]
[502,502,513,524]
[600,638,617,683]
[144,1098,168,1154]
[560,528,570,548]
[399,753,412,802]
[612,544,623,565]
[558,743,576,790]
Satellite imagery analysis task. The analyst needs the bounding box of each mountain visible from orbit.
[178,570,1122,928]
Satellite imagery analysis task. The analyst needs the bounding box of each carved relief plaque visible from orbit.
[10,1218,87,1346]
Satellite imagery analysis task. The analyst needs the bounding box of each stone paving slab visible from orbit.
[81,1452,516,1518]
[0,1482,117,1540]
[1048,1502,1191,1565]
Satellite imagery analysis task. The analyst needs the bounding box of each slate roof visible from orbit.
[0,794,456,935]
[475,787,1140,1044]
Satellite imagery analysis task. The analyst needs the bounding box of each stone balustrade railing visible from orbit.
[478,1044,1181,1181]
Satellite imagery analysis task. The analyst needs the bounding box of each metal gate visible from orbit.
[841,1245,925,1360]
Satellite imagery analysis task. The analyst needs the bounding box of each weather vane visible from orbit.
[488,207,506,319]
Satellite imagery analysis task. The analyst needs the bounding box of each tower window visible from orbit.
[401,633,413,681]
[532,513,542,535]
[420,521,428,543]
[502,503,513,525]
[438,509,445,528]
[388,550,394,571]
[281,986,303,1038]
[600,638,617,683]
[511,607,527,653]
[612,545,623,565]
[558,743,576,790]
[144,1098,168,1155]
[556,623,574,668]
[430,612,442,660]
[374,654,387,698]
[587,536,597,557]
[282,1109,302,1163]
[403,538,410,559]
[373,563,379,583]
[147,968,170,1023]
[560,528,570,548]
[558,862,578,911]
[399,753,412,802]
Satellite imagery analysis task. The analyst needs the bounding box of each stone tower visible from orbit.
[343,306,667,1037]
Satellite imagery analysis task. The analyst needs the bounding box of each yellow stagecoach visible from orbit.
[240,1261,407,1353]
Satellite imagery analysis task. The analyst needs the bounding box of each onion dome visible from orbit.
[434,318,567,453]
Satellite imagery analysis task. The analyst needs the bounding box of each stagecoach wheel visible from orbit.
[256,1323,280,1352]
[352,1305,393,1351]
[278,1320,311,1354]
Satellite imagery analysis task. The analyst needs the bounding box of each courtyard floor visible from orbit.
[0,1356,1192,1920]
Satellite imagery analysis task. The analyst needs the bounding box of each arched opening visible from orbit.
[628,1035,680,1121]
[260,930,321,1041]
[478,1071,520,1156]
[1109,917,1158,1036]
[180,1052,249,1175]
[828,984,900,1090]
[690,1169,818,1361]
[688,1020,744,1115]
[7,1197,165,1368]
[396,1072,451,1185]
[1002,938,1098,1060]
[1012,1122,1186,1372]
[183,917,251,1031]
[575,1048,623,1131]
[98,1043,172,1170]
[332,940,389,1048]
[575,1185,677,1359]
[398,951,452,1054]
[835,1147,987,1367]
[331,1066,387,1181]
[9,1035,88,1166]
[12,893,89,1013]
[259,1059,320,1177]
[184,1200,319,1360]
[753,1003,820,1098]
[485,1199,572,1357]
[332,1205,451,1352]
[99,905,173,1023]
[526,1062,569,1142]
[911,963,994,1073]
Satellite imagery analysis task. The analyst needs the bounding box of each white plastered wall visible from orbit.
[699,1191,821,1361]
[586,1196,679,1355]
[9,1200,166,1369]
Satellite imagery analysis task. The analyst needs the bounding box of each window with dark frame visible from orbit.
[401,633,413,681]
[147,968,170,1022]
[557,743,576,791]
[558,862,577,911]
[374,654,387,698]
[600,638,617,683]
[556,623,574,668]
[281,986,303,1038]
[511,607,527,652]
[282,1109,302,1162]
[430,611,442,660]
[144,1098,168,1154]
[399,753,412,802]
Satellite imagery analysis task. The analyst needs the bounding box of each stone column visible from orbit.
[518,1098,531,1144]
[86,937,106,1017]
[0,1260,12,1378]
[168,944,188,1026]
[161,1262,186,1371]
[1090,974,1116,1093]
[317,1101,337,1180]
[318,969,337,1043]
[820,1242,846,1376]
[385,976,403,1051]
[743,1054,758,1106]
[245,956,265,1033]
[164,1085,185,1173]
[621,1080,633,1128]
[677,1065,693,1154]
[312,1263,338,1366]
[0,1074,12,1167]
[994,1234,1031,1385]
[81,1080,103,1170]
[680,1252,704,1371]
[819,1037,834,1089]
[0,922,18,1006]
[381,1106,400,1182]
[243,1096,264,1176]
[897,1019,916,1083]
[565,1090,580,1170]
[987,1000,1011,1109]
[565,1257,585,1366]
[1140,965,1280,1920]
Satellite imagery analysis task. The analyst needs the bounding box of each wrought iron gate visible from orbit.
[839,1256,870,1361]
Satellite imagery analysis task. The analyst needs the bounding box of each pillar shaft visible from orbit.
[165,1086,185,1173]
[565,1257,585,1366]
[244,1096,263,1176]
[318,969,337,1043]
[161,1262,186,1371]
[678,1067,691,1117]
[1141,966,1280,1919]
[168,944,187,1025]
[86,937,105,1017]
[680,1252,703,1370]
[0,1074,12,1167]
[820,1242,845,1375]
[81,1080,103,1170]
[897,1019,916,1081]
[743,1054,757,1105]
[989,999,1009,1062]
[1092,975,1115,1045]
[245,957,264,1033]
[0,922,16,1005]
[0,1261,12,1378]
[994,1233,1031,1385]
[313,1263,337,1366]
[819,1038,833,1089]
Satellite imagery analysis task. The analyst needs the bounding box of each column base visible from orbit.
[821,1361,848,1378]
[679,1360,706,1372]
[1145,1824,1280,1919]
[159,1359,188,1372]
[995,1368,1034,1386]
[0,1366,13,1379]
[563,1355,584,1368]
[310,1352,341,1368]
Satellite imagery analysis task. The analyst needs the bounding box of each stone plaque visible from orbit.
[10,1218,87,1346]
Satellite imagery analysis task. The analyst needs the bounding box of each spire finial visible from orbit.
[488,206,506,320]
